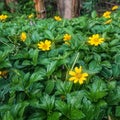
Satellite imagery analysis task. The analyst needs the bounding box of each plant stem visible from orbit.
[65,52,79,80]
[71,52,80,70]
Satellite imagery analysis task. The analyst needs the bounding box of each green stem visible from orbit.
[71,52,80,70]
[65,52,80,80]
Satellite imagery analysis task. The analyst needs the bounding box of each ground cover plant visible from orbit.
[0,6,120,120]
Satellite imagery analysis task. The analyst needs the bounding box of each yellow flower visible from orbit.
[112,5,119,11]
[20,32,27,42]
[104,19,112,24]
[54,16,62,21]
[69,66,88,84]
[88,34,104,46]
[63,34,71,41]
[103,11,111,18]
[28,14,34,19]
[38,40,52,51]
[0,14,8,21]
[63,34,71,45]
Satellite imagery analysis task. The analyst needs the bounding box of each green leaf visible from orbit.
[115,106,120,117]
[32,49,39,66]
[108,86,120,105]
[47,112,61,120]
[91,11,97,18]
[0,61,12,69]
[27,112,46,120]
[93,53,101,62]
[108,81,116,90]
[56,80,73,95]
[44,30,54,40]
[46,60,58,76]
[88,60,102,74]
[109,39,120,46]
[87,79,107,102]
[39,94,55,111]
[30,69,46,83]
[31,31,41,42]
[100,67,112,79]
[11,101,29,118]
[3,111,14,120]
[101,61,111,68]
[29,48,39,66]
[55,100,68,115]
[97,100,107,108]
[112,64,120,77]
[0,50,9,62]
[45,80,55,94]
[115,54,120,64]
[70,109,85,120]
[22,60,31,66]
[67,91,85,109]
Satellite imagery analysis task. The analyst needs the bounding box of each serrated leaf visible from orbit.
[30,69,46,83]
[45,80,55,94]
[46,61,58,76]
[44,30,54,40]
[47,112,61,120]
[70,109,85,120]
[32,49,39,66]
[88,60,102,74]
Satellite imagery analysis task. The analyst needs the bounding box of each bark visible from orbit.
[57,0,81,19]
[33,0,46,18]
[57,0,65,17]
[64,0,72,19]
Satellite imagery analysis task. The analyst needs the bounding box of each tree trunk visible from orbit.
[33,0,46,18]
[57,0,81,19]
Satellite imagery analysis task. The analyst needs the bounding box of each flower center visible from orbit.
[43,44,48,49]
[93,38,99,42]
[75,73,82,79]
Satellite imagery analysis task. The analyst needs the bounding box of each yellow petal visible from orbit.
[69,71,76,76]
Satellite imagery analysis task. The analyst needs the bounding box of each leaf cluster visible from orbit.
[0,9,120,120]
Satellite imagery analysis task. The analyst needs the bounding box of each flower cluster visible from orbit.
[103,11,111,18]
[0,14,8,21]
[20,32,27,42]
[88,34,104,46]
[63,34,71,44]
[69,66,88,84]
[54,16,62,21]
[38,40,52,51]
[103,5,119,19]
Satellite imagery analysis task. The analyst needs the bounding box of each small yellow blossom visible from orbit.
[0,70,8,78]
[112,5,119,11]
[88,34,104,46]
[0,14,8,21]
[38,40,52,51]
[63,34,71,41]
[104,19,112,24]
[69,66,88,84]
[63,34,71,44]
[103,11,111,18]
[20,32,27,42]
[28,14,34,19]
[54,16,62,21]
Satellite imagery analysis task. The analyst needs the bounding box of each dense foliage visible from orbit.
[0,6,120,120]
